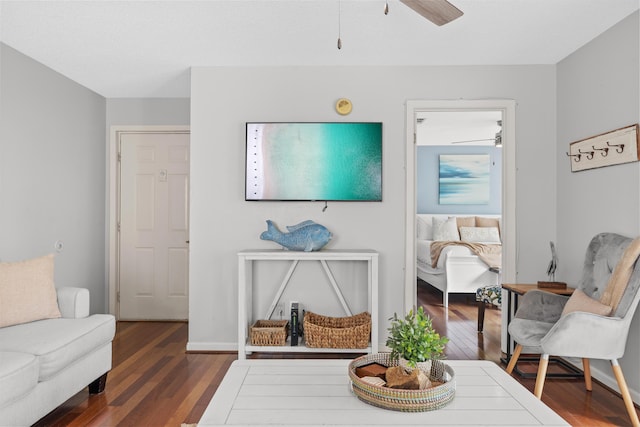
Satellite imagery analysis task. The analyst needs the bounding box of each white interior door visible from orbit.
[118,131,190,320]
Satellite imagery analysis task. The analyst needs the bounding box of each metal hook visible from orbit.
[566,152,581,162]
[578,148,594,160]
[606,141,625,153]
[592,145,609,157]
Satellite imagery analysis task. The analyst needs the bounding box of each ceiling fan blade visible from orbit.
[400,0,463,26]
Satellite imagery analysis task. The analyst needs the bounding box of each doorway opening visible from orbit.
[404,100,517,313]
[415,110,503,307]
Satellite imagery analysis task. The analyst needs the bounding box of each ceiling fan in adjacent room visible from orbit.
[450,121,503,147]
[393,0,464,26]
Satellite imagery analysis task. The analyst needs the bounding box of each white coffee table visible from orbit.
[198,359,569,426]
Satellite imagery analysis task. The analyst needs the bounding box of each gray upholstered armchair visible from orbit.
[506,233,640,426]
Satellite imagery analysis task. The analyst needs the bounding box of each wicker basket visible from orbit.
[348,353,455,412]
[250,320,289,346]
[303,311,371,349]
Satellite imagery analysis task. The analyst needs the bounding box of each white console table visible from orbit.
[237,249,379,359]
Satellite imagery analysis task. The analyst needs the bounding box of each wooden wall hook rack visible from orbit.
[567,124,639,172]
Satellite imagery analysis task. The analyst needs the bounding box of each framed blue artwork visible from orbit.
[439,154,490,205]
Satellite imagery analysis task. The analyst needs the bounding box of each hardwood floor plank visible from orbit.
[169,354,235,425]
[33,286,639,426]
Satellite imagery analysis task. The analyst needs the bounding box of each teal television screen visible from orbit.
[245,122,382,201]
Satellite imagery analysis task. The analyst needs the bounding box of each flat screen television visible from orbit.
[245,122,382,201]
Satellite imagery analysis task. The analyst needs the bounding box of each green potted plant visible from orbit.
[386,306,449,372]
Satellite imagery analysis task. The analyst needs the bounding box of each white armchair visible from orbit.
[506,233,640,426]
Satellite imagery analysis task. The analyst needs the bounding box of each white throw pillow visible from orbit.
[459,226,501,244]
[0,254,61,327]
[432,217,460,241]
[416,216,432,240]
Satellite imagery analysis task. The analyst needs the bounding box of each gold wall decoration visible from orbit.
[335,98,352,115]
[566,124,639,172]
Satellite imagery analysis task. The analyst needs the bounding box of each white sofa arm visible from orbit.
[57,287,90,318]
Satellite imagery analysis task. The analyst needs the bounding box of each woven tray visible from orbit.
[348,353,455,412]
[304,311,371,349]
[250,320,289,346]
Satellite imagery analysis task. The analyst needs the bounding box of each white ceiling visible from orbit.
[1,0,638,98]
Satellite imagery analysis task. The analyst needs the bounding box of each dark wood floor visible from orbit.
[35,282,638,426]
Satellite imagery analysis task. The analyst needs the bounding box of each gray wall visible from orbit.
[0,50,191,315]
[417,145,502,215]
[556,11,640,399]
[188,65,557,350]
[106,98,190,126]
[0,44,107,313]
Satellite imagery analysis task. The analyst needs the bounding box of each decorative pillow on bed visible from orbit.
[476,216,501,236]
[0,254,61,328]
[432,217,460,241]
[459,226,501,244]
[456,216,475,232]
[561,289,612,317]
[417,216,432,240]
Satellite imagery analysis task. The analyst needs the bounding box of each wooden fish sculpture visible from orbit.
[260,220,332,252]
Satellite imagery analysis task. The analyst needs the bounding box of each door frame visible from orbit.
[108,125,191,318]
[404,100,517,312]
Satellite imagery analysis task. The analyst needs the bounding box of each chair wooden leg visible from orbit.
[477,301,486,332]
[611,359,640,427]
[534,354,549,399]
[582,358,592,392]
[505,343,523,374]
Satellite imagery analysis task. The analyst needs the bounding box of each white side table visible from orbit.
[237,249,379,359]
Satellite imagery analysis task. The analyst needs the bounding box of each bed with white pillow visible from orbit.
[416,214,502,307]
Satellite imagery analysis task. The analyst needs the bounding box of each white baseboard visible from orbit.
[187,341,237,352]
